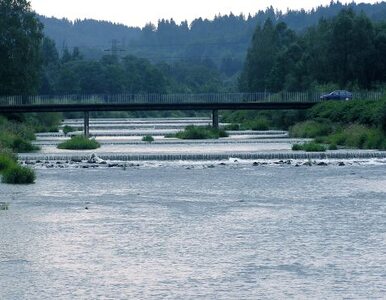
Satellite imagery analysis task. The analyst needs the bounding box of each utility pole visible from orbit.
[104,39,126,60]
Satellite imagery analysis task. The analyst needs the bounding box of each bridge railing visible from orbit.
[0,91,384,106]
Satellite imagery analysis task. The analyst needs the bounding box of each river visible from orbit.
[1,163,386,299]
[1,118,385,299]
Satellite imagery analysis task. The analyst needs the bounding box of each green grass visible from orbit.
[174,125,228,140]
[1,165,35,184]
[142,135,155,143]
[57,135,100,150]
[292,142,327,152]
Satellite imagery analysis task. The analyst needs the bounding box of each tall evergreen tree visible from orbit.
[0,0,43,95]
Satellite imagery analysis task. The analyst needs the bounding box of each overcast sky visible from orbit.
[29,0,379,27]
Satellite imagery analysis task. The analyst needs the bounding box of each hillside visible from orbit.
[39,1,386,76]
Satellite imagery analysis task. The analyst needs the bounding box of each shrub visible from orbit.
[0,152,17,172]
[175,125,228,140]
[62,125,75,136]
[11,137,39,152]
[328,144,338,150]
[142,135,154,143]
[58,135,100,150]
[292,142,326,152]
[241,118,270,130]
[327,125,385,149]
[289,120,334,138]
[1,165,35,184]
[223,123,240,130]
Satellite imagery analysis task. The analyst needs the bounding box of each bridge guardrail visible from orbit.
[0,91,384,106]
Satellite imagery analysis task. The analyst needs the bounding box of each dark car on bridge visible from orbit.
[320,90,352,101]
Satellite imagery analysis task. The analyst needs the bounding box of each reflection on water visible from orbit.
[1,164,386,299]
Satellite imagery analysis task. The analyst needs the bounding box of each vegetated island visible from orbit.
[57,135,101,150]
[166,125,228,139]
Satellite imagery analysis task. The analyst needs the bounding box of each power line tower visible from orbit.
[104,39,126,60]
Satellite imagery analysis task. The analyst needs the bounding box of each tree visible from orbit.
[0,0,43,95]
[239,20,296,92]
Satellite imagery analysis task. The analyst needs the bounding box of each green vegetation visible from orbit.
[287,98,386,150]
[0,0,43,95]
[57,135,100,150]
[222,110,305,130]
[292,142,327,152]
[1,164,35,184]
[241,118,270,130]
[290,120,335,138]
[223,123,240,130]
[172,126,228,140]
[62,125,76,136]
[0,152,17,172]
[240,10,386,92]
[325,125,386,150]
[0,152,35,184]
[142,135,155,143]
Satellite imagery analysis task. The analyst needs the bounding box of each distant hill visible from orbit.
[39,1,386,76]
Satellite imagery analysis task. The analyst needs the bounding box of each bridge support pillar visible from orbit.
[212,110,219,129]
[83,111,90,137]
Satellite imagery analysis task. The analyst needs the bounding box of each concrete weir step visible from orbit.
[19,151,386,162]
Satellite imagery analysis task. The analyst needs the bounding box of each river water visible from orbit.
[1,118,386,299]
[1,163,386,299]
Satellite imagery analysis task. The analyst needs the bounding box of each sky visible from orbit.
[29,0,380,28]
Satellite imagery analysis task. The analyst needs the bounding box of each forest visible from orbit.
[37,8,386,96]
[39,1,386,79]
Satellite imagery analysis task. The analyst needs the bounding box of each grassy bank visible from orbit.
[289,98,386,150]
[0,113,61,184]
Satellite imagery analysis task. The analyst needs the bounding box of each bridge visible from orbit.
[0,92,383,136]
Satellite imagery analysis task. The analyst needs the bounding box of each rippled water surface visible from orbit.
[1,164,386,299]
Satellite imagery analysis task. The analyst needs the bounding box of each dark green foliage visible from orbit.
[241,9,386,91]
[1,165,35,184]
[11,137,39,153]
[0,152,17,172]
[57,135,100,150]
[223,123,240,130]
[38,2,386,81]
[142,135,154,143]
[292,142,327,152]
[289,120,335,138]
[0,0,43,95]
[241,118,270,130]
[222,110,306,130]
[328,144,338,150]
[326,125,386,149]
[175,126,228,140]
[309,98,386,128]
[0,117,40,153]
[63,125,75,136]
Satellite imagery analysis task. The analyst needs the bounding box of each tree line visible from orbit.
[240,9,386,92]
[39,1,386,78]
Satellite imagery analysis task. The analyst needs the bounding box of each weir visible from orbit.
[18,151,386,162]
